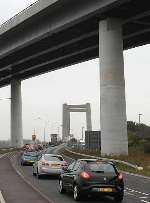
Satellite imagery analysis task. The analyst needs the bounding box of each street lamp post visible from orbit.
[36,117,50,143]
[139,113,142,124]
[81,126,85,141]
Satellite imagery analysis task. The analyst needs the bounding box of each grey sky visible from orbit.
[0,0,150,141]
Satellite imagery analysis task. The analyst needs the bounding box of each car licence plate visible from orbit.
[100,188,112,192]
[51,164,61,168]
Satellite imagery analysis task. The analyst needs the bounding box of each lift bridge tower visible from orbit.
[62,103,92,142]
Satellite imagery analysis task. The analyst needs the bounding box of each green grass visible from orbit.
[0,148,20,154]
[61,148,150,177]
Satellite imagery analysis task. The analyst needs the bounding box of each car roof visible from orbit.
[23,151,37,155]
[78,159,114,165]
[78,159,97,162]
[43,154,63,157]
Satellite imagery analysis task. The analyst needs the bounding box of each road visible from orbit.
[0,155,49,203]
[15,145,150,203]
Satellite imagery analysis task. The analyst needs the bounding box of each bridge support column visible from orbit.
[11,79,23,148]
[99,18,128,155]
[86,103,92,131]
[62,104,68,142]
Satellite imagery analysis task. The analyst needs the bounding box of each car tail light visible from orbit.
[80,172,91,180]
[117,173,123,181]
[42,161,49,166]
[62,161,68,167]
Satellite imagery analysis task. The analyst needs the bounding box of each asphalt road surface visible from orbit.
[15,145,150,203]
[0,156,49,203]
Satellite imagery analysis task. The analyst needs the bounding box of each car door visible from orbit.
[62,161,76,189]
[64,161,81,191]
[34,154,42,172]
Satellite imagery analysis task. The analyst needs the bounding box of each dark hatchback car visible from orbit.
[59,159,124,201]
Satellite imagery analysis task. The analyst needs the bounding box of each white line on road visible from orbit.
[141,200,150,203]
[0,191,6,203]
[140,197,149,199]
[125,191,139,198]
[126,187,149,196]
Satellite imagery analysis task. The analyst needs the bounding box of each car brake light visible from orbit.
[118,173,123,181]
[80,172,91,180]
[42,162,49,166]
[61,161,68,167]
[62,161,68,166]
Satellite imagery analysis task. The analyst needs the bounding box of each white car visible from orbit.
[33,154,67,178]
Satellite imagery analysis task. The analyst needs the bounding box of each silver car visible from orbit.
[33,154,67,178]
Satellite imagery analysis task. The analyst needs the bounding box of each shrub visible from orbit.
[144,142,150,153]
[128,132,140,147]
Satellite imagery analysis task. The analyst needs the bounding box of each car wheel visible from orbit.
[114,193,124,202]
[73,185,82,201]
[37,169,42,179]
[32,168,36,176]
[59,179,66,194]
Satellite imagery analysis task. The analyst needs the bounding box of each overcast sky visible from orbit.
[0,0,150,141]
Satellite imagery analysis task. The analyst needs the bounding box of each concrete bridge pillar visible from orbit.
[99,18,128,155]
[11,79,23,148]
[86,103,92,131]
[62,104,68,142]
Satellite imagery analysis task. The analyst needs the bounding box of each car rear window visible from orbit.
[87,162,116,173]
[23,152,37,157]
[44,155,63,161]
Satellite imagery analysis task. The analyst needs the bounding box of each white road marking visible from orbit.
[126,187,149,196]
[125,191,137,197]
[0,191,6,203]
[141,200,150,203]
[140,197,149,199]
[125,191,150,203]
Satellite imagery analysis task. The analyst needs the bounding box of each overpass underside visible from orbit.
[0,0,150,154]
[0,0,150,86]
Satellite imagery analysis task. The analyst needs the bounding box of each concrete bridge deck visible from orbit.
[0,0,150,87]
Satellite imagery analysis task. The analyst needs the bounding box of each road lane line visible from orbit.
[125,191,140,198]
[141,200,150,203]
[126,187,149,196]
[0,191,6,203]
[125,189,150,203]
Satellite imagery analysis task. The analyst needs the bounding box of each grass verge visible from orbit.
[61,148,150,177]
[0,148,20,155]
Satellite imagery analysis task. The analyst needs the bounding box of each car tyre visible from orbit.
[32,168,36,176]
[59,179,66,194]
[114,193,124,202]
[73,185,82,201]
[21,162,24,166]
[37,169,42,179]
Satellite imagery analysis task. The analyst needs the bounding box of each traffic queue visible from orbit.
[20,144,124,202]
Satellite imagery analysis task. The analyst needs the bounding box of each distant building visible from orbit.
[51,134,58,144]
[85,131,101,151]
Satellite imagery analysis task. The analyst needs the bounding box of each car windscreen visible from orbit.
[87,162,116,173]
[44,155,63,161]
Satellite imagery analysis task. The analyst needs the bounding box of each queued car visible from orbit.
[21,151,38,166]
[33,154,68,178]
[58,159,124,201]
